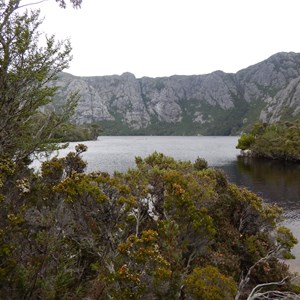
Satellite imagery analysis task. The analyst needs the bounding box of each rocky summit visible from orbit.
[53,52,300,135]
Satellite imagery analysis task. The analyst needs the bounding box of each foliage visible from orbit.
[184,266,237,300]
[55,0,83,9]
[236,120,300,161]
[236,133,256,151]
[52,122,102,141]
[0,147,298,299]
[194,156,208,170]
[0,0,79,164]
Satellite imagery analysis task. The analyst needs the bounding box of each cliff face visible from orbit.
[53,52,300,135]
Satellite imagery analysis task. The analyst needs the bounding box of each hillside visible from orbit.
[52,52,300,135]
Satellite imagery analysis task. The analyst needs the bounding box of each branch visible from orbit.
[249,290,300,299]
[185,248,197,274]
[18,0,49,9]
[247,276,289,300]
[236,248,280,300]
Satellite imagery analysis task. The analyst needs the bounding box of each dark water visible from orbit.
[54,136,300,265]
[222,156,300,266]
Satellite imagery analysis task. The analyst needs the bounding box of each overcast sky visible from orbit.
[32,0,300,78]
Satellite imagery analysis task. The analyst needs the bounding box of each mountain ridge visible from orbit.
[52,52,300,135]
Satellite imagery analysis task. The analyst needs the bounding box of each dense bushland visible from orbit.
[0,147,299,299]
[236,120,300,161]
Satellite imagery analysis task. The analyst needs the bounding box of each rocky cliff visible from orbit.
[53,52,300,135]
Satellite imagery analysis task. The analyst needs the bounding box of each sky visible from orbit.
[28,0,300,78]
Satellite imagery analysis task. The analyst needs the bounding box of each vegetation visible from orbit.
[236,120,300,161]
[0,0,79,163]
[52,122,102,141]
[1,1,299,299]
[1,147,299,299]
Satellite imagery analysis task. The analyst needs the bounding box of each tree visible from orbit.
[0,2,83,298]
[0,0,80,164]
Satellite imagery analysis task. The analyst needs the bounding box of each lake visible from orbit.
[53,136,300,266]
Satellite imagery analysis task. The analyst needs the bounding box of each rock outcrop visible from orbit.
[53,52,300,135]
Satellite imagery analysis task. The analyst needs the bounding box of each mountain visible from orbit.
[53,52,300,135]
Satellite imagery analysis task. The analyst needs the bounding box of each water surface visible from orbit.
[56,136,300,265]
[59,136,240,173]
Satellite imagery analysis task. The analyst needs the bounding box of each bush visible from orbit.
[194,157,208,170]
[184,266,237,300]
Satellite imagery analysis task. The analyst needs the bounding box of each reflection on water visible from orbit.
[223,157,300,215]
[221,157,300,266]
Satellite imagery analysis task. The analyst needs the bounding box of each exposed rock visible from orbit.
[53,52,300,135]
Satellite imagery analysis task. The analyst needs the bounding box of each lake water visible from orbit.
[54,136,300,266]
